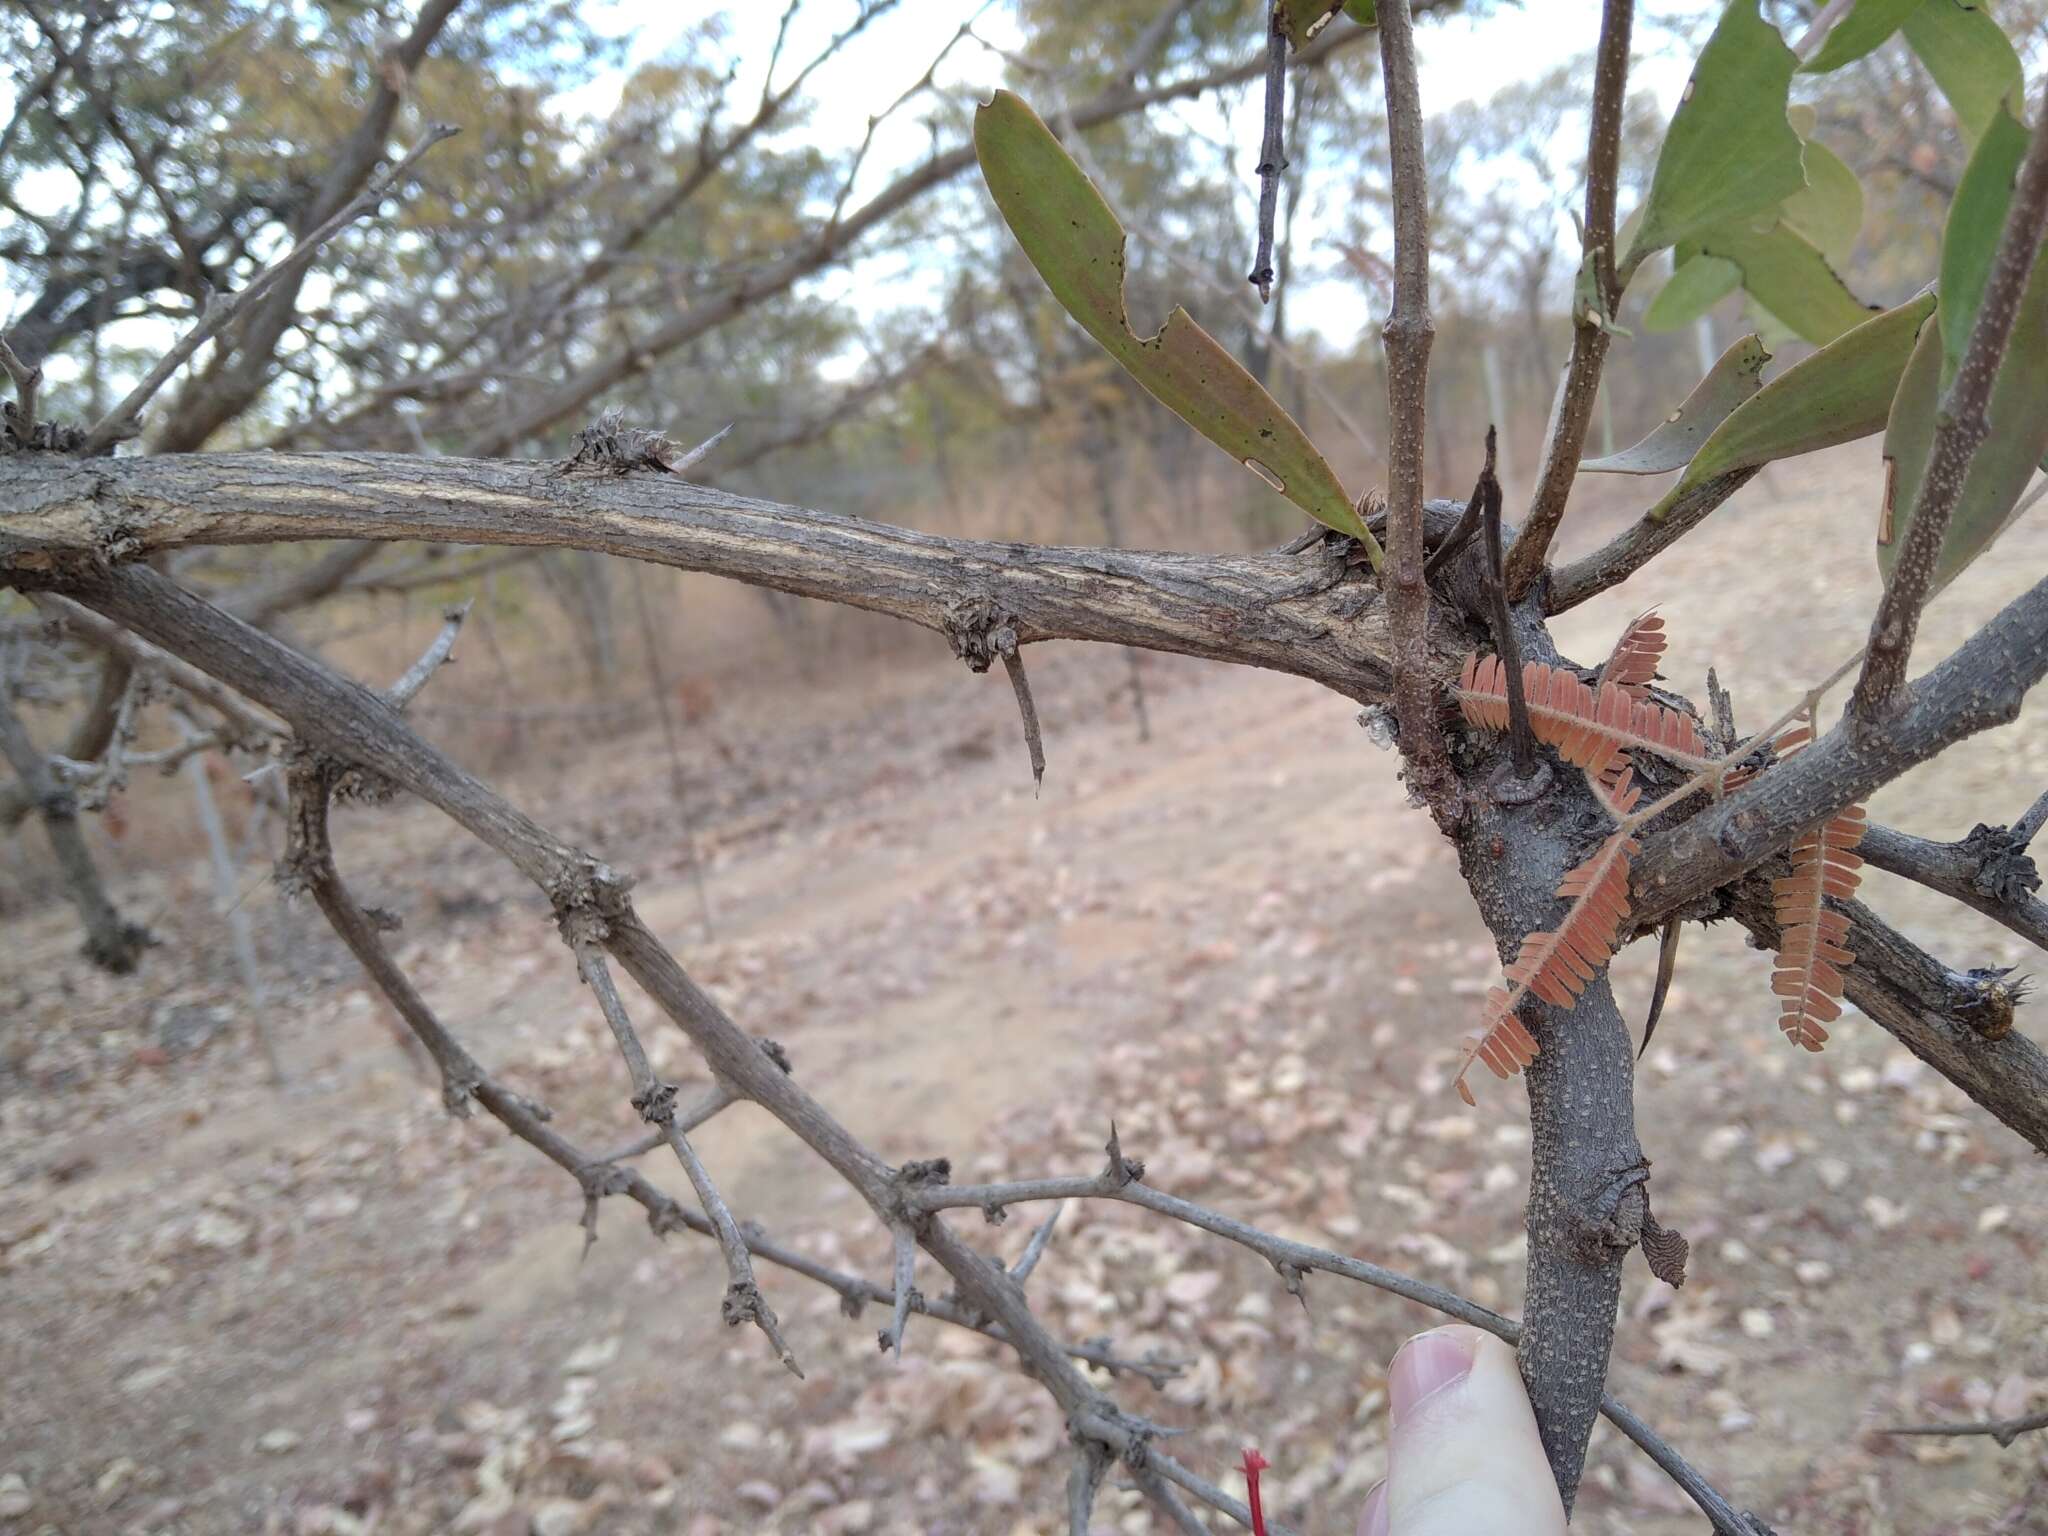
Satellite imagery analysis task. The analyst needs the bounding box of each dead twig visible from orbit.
[1001,645,1046,791]
[1,333,42,449]
[572,941,801,1378]
[80,124,459,454]
[1882,1409,2048,1448]
[1249,8,1288,302]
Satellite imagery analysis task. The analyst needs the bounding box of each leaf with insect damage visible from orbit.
[1582,338,1769,475]
[1783,108,1865,268]
[973,91,1377,558]
[1644,253,1743,333]
[1623,0,1805,268]
[1647,291,1935,522]
[1457,832,1640,1105]
[1692,218,1874,344]
[1901,0,2023,146]
[1799,0,1921,74]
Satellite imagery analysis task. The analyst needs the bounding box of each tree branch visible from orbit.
[1249,9,1288,302]
[1851,86,2048,716]
[1503,0,1634,600]
[0,451,1403,703]
[1859,817,2048,953]
[79,125,460,455]
[0,683,149,972]
[1882,1409,2048,1448]
[1632,572,2048,930]
[1376,0,1458,829]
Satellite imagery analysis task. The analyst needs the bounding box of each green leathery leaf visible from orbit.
[1901,0,2024,145]
[1583,334,1771,474]
[1879,255,2048,583]
[1645,253,1743,331]
[1276,0,1371,45]
[1649,292,1937,520]
[972,91,1375,553]
[1694,219,1874,343]
[1799,0,1922,72]
[1623,0,1805,268]
[1782,134,1865,267]
[1938,98,2030,389]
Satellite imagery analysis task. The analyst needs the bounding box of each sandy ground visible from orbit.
[3,443,2046,1536]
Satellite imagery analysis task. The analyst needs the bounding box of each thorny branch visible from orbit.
[1851,81,2048,717]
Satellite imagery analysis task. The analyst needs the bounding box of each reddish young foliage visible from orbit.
[1455,654,1716,787]
[1771,804,1867,1050]
[1599,607,1667,695]
[1457,831,1640,1104]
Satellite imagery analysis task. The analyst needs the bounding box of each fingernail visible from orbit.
[1389,1327,1476,1424]
[1357,1477,1389,1536]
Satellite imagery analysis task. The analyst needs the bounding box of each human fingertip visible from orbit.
[1357,1477,1388,1536]
[1388,1325,1478,1425]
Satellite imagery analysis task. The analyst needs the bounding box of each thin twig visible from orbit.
[2014,789,2048,849]
[1,333,42,448]
[387,602,470,709]
[884,1225,917,1358]
[573,943,802,1377]
[1852,84,2048,716]
[590,1083,735,1164]
[1000,644,1046,791]
[1067,1440,1112,1536]
[1503,0,1635,600]
[1375,0,1457,828]
[79,124,459,454]
[1474,427,1534,774]
[1249,8,1288,302]
[1882,1409,2048,1447]
[906,1159,1762,1535]
[1010,1201,1064,1285]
